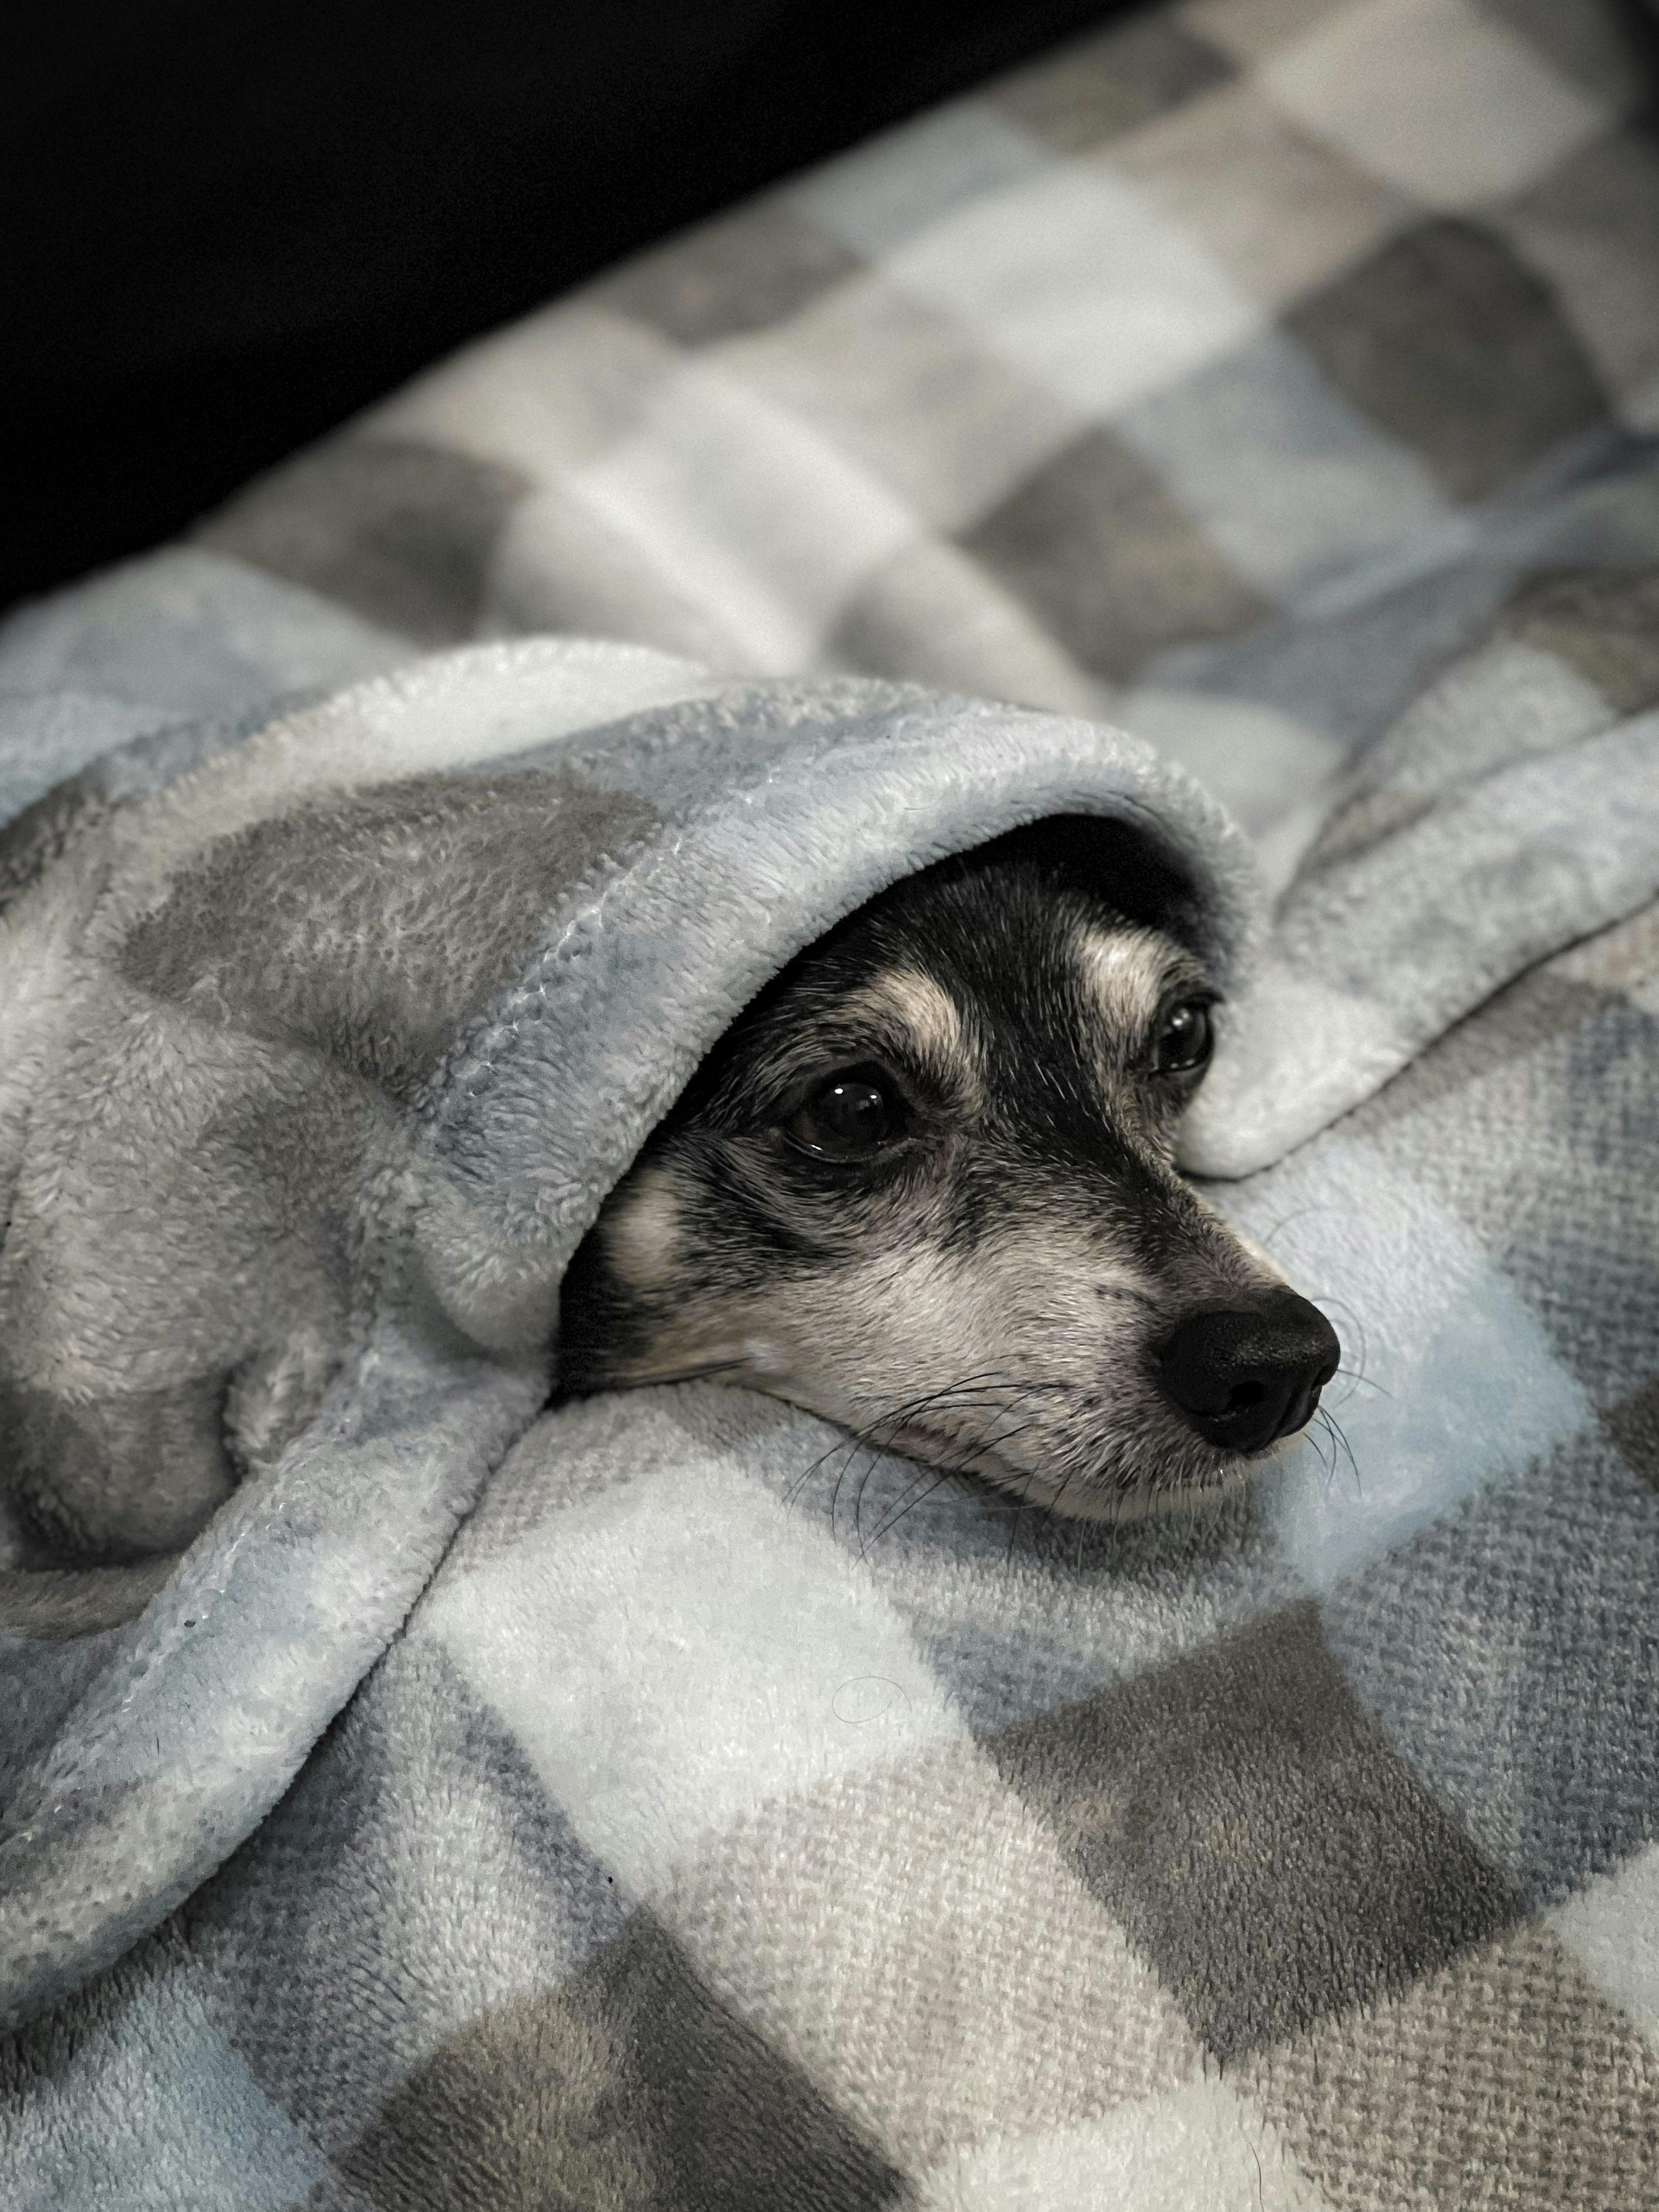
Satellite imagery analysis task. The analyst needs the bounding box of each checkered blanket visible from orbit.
[4,0,1659,2204]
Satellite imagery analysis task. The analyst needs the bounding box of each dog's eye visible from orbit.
[785,1069,903,1159]
[1152,999,1214,1076]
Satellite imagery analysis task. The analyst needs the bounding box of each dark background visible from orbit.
[4,0,1136,617]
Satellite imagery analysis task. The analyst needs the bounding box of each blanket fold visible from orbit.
[4,622,1658,2210]
[0,640,1253,2030]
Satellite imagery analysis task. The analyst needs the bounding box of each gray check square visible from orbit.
[964,427,1270,681]
[992,11,1236,153]
[591,204,864,349]
[1606,1378,1659,1497]
[335,1910,910,2212]
[1503,564,1659,714]
[984,1601,1518,2059]
[1363,992,1659,1410]
[1240,1921,1659,2212]
[1323,1430,1659,1903]
[1284,217,1610,501]
[200,436,533,645]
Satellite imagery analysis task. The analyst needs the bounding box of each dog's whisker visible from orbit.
[807,1375,1020,1537]
[1307,1411,1336,1488]
[1310,1405,1340,1492]
[1252,1203,1326,1252]
[1320,1405,1362,1498]
[1304,1294,1370,1396]
[864,1468,952,1552]
[787,1427,862,1510]
[1333,1364,1390,1399]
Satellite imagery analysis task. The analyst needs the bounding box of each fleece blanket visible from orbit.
[4,0,1659,2204]
[4,624,1658,2212]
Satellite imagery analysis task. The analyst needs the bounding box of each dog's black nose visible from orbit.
[1158,1294,1340,1453]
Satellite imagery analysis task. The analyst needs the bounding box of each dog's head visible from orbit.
[558,823,1337,1518]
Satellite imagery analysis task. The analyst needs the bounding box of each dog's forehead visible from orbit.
[847,910,1190,1091]
[924,906,1184,1020]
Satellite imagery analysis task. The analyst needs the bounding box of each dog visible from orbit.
[558,820,1339,1520]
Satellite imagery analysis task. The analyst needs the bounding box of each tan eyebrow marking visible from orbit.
[732,965,984,1116]
[1073,923,1177,1032]
[838,968,976,1077]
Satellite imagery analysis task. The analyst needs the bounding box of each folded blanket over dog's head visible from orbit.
[0,638,1259,2022]
[8,622,1659,2210]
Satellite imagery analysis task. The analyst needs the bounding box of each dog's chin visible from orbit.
[973,1453,1251,1524]
[884,1415,1307,1524]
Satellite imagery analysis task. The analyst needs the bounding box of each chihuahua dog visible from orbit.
[558,821,1337,1520]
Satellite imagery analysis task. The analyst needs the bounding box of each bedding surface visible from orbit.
[6,641,1657,2212]
[4,1,1659,2206]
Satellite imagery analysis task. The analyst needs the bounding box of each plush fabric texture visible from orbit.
[0,639,1255,2006]
[3,0,1659,2206]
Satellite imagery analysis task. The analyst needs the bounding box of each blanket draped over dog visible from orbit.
[0,641,1257,2002]
[5,637,1659,2209]
[8,1,1659,2205]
